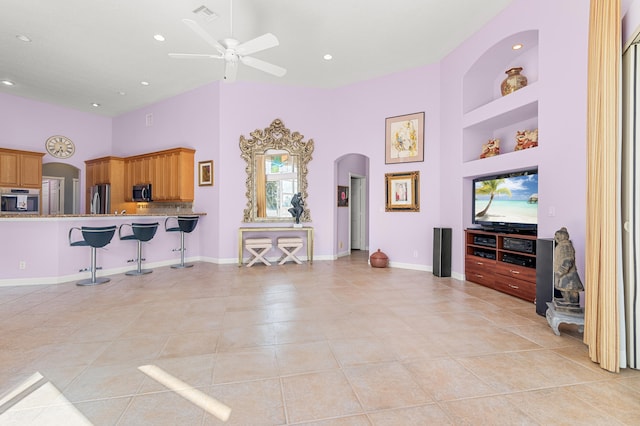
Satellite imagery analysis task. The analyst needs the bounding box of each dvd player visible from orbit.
[473,236,496,247]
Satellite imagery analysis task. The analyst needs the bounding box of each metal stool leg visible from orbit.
[171,231,194,269]
[126,240,153,276]
[77,247,110,286]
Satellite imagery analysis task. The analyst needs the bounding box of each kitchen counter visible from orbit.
[0,212,207,220]
[0,213,207,285]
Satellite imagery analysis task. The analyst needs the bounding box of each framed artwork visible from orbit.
[198,160,214,186]
[337,185,349,207]
[385,112,425,164]
[385,171,420,212]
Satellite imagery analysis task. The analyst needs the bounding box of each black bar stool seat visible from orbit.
[69,226,116,286]
[119,222,159,276]
[165,215,199,268]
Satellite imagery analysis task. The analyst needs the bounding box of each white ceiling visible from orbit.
[0,0,513,117]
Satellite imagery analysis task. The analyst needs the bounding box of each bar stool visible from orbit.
[165,216,199,268]
[277,237,304,265]
[119,222,159,276]
[69,226,117,286]
[245,238,273,267]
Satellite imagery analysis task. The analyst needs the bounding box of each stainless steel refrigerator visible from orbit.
[90,184,110,214]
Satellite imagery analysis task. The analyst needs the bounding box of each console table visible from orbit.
[238,227,314,266]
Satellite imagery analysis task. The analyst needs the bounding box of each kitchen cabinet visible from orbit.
[85,156,131,213]
[0,148,45,188]
[124,148,195,202]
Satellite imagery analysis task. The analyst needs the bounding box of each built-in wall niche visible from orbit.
[462,29,540,164]
[463,29,539,113]
[462,100,538,162]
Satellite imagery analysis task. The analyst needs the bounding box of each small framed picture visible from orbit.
[198,160,213,186]
[385,112,425,164]
[385,171,420,212]
[337,186,349,207]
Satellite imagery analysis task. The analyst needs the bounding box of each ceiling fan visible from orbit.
[169,8,286,83]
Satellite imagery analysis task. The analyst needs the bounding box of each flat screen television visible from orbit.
[472,169,538,234]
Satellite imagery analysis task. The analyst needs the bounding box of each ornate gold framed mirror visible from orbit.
[240,119,314,222]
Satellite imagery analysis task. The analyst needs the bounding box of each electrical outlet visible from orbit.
[19,261,26,270]
[339,241,343,249]
[413,250,418,258]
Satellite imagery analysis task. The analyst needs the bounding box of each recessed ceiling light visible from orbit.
[323,54,333,60]
[154,34,165,42]
[16,34,31,42]
[91,103,101,107]
[512,43,523,50]
[118,91,126,96]
[141,81,150,86]
[1,80,15,86]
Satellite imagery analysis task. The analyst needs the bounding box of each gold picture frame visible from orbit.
[385,171,419,212]
[198,160,213,186]
[385,112,425,164]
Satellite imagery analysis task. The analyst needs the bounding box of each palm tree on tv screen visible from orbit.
[475,179,512,217]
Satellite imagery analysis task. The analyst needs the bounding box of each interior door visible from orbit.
[350,175,366,250]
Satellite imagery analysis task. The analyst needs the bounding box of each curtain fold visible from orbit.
[584,0,621,372]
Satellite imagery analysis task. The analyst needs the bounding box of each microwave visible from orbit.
[132,183,152,202]
[0,188,40,214]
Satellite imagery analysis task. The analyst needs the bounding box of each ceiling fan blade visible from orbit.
[236,33,279,56]
[240,56,287,77]
[224,60,239,82]
[168,53,224,59]
[181,18,225,55]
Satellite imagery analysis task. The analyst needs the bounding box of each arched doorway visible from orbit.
[335,153,369,257]
[42,163,80,214]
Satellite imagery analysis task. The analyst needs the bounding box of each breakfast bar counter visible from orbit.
[0,213,206,285]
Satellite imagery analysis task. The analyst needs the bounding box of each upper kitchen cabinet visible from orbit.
[0,148,45,188]
[85,156,130,213]
[125,148,195,202]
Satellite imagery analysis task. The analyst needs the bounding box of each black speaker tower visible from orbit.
[535,238,554,316]
[433,228,452,277]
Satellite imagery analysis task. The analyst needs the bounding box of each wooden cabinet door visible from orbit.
[165,152,180,200]
[150,154,166,200]
[177,150,194,201]
[20,153,43,187]
[0,151,20,186]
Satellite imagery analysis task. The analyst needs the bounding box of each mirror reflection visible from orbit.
[240,119,313,223]
[257,150,299,218]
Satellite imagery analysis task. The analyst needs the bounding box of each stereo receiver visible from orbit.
[503,237,535,254]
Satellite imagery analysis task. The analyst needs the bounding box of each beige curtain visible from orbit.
[256,155,266,217]
[584,0,621,372]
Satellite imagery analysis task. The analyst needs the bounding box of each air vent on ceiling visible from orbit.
[192,5,218,21]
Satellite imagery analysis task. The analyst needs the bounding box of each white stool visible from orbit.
[245,238,273,267]
[277,237,304,265]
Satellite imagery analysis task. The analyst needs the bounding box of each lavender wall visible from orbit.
[329,65,442,269]
[112,83,221,259]
[440,0,590,278]
[0,92,112,211]
[4,0,623,282]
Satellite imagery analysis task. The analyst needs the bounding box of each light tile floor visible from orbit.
[1,251,640,425]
